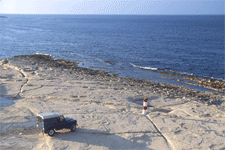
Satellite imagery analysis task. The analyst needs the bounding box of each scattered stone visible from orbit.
[5,54,225,106]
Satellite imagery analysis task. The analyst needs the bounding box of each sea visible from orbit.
[0,14,224,93]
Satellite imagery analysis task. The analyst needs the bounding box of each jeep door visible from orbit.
[56,116,69,130]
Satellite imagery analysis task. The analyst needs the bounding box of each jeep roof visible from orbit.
[37,112,62,120]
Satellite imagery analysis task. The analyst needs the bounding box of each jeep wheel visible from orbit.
[48,129,55,136]
[71,124,76,132]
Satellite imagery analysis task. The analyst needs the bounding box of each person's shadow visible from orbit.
[51,128,154,150]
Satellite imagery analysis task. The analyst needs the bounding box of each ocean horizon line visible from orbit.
[1,13,224,16]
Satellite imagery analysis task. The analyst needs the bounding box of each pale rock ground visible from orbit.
[0,58,225,150]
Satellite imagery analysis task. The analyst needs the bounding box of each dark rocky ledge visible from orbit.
[6,54,225,106]
[157,70,225,93]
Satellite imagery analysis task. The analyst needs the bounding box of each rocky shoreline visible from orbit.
[1,54,225,149]
[3,54,224,106]
[157,70,225,93]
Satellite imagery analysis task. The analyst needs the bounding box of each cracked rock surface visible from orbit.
[0,55,225,150]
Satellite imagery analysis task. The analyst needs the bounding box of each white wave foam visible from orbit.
[130,63,158,70]
[178,71,194,76]
[95,58,104,62]
[35,52,52,56]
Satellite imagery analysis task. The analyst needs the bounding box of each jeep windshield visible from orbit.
[59,115,65,122]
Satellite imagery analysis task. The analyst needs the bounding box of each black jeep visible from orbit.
[36,112,78,136]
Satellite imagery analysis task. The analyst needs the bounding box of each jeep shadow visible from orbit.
[49,128,154,150]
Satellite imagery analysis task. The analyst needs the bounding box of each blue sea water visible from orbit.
[0,14,224,92]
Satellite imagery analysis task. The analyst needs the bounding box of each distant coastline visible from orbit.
[0,16,7,18]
